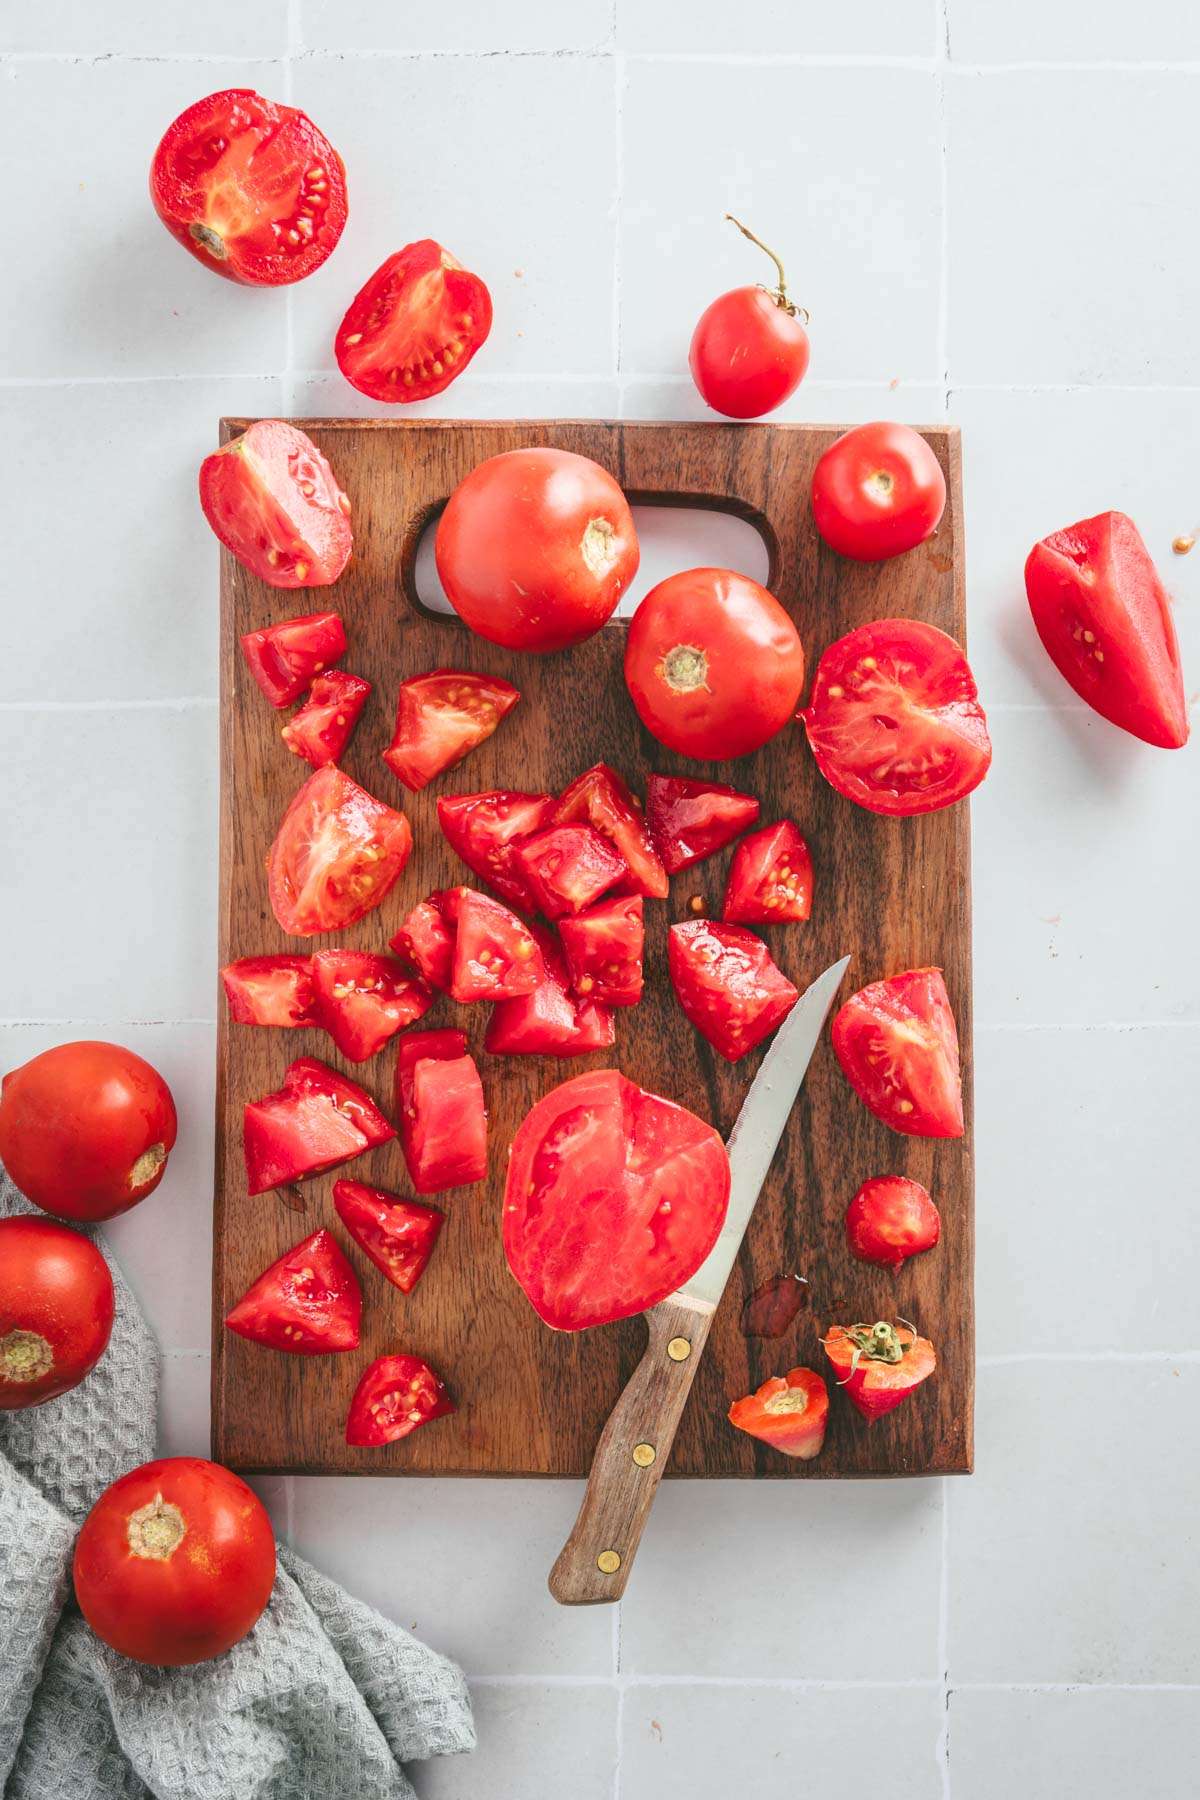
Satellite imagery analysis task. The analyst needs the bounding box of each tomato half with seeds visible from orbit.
[801,619,991,816]
[503,1069,731,1330]
[150,89,347,285]
[382,669,520,792]
[514,824,627,919]
[332,1180,443,1294]
[831,968,963,1139]
[558,894,644,1008]
[485,927,615,1058]
[224,1227,361,1354]
[395,1031,488,1194]
[345,1353,455,1447]
[240,611,347,707]
[728,1366,828,1460]
[553,763,668,899]
[221,955,318,1027]
[268,764,412,936]
[442,886,543,1002]
[811,422,946,562]
[202,422,352,589]
[390,898,454,992]
[336,240,493,402]
[282,670,371,768]
[822,1320,936,1422]
[437,789,556,911]
[311,950,431,1062]
[722,820,813,924]
[845,1176,940,1272]
[645,775,760,876]
[0,1217,114,1410]
[243,1057,394,1195]
[668,921,798,1062]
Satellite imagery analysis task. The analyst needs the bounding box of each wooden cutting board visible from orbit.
[212,418,973,1479]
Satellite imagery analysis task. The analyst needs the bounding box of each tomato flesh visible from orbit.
[503,1069,731,1330]
[645,774,760,875]
[668,921,798,1062]
[332,1180,443,1294]
[224,1227,360,1354]
[437,789,556,911]
[268,764,412,936]
[690,285,810,420]
[845,1175,941,1272]
[345,1353,455,1447]
[485,926,615,1058]
[203,422,352,589]
[822,1321,936,1422]
[282,670,371,768]
[553,763,668,900]
[728,1366,828,1460]
[811,422,947,562]
[240,610,347,708]
[311,949,431,1062]
[514,824,627,919]
[439,886,543,1002]
[395,1030,487,1194]
[382,669,520,792]
[831,968,963,1139]
[722,820,813,924]
[221,954,318,1027]
[1025,509,1189,749]
[558,894,644,1008]
[0,1217,115,1410]
[336,240,493,402]
[243,1057,394,1195]
[390,897,455,992]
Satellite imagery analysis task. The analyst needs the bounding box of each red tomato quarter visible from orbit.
[202,422,352,588]
[801,619,992,816]
[437,789,556,911]
[722,820,813,924]
[0,1041,177,1223]
[268,764,412,936]
[382,669,520,791]
[74,1457,276,1665]
[1025,510,1189,748]
[336,240,492,402]
[514,824,627,919]
[812,422,946,562]
[553,763,668,899]
[689,218,810,420]
[282,670,371,768]
[558,894,644,1008]
[221,956,318,1028]
[345,1354,455,1447]
[668,921,798,1062]
[390,898,455,992]
[822,1320,936,1423]
[225,1227,361,1354]
[625,569,805,760]
[646,775,760,876]
[240,610,347,708]
[845,1176,941,1272]
[0,1217,114,1410]
[485,926,615,1058]
[332,1180,443,1295]
[150,89,346,285]
[503,1069,731,1330]
[436,448,639,652]
[443,886,543,1002]
[311,950,431,1062]
[243,1058,394,1195]
[395,1031,487,1195]
[728,1366,828,1460]
[831,968,963,1139]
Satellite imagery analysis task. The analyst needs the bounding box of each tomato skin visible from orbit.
[1025,510,1189,749]
[690,286,810,420]
[311,950,431,1062]
[722,820,813,924]
[812,422,946,562]
[437,790,557,911]
[558,894,644,1008]
[243,1057,394,1195]
[435,448,639,652]
[0,1217,114,1410]
[74,1457,276,1666]
[668,921,799,1063]
[395,1031,487,1195]
[845,1176,940,1272]
[224,1228,361,1354]
[625,569,805,760]
[645,775,760,876]
[0,1041,177,1223]
[382,669,520,792]
[335,240,493,403]
[728,1366,828,1459]
[485,926,615,1058]
[240,611,347,708]
[267,764,412,937]
[553,763,668,900]
[332,1180,443,1295]
[150,89,346,286]
[514,824,627,919]
[345,1354,455,1447]
[202,422,352,589]
[831,968,963,1139]
[822,1321,936,1422]
[282,670,371,768]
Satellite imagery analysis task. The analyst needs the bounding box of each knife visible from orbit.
[548,954,851,1605]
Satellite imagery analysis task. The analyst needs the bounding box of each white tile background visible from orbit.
[2,1,1198,1794]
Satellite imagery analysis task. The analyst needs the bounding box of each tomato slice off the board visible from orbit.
[831,967,963,1138]
[332,1180,443,1294]
[557,894,644,1008]
[513,824,627,919]
[335,241,493,403]
[668,920,799,1062]
[345,1353,456,1447]
[722,820,813,924]
[268,765,412,936]
[553,763,668,899]
[395,1030,488,1194]
[282,670,371,769]
[728,1366,829,1460]
[801,619,991,816]
[202,421,352,589]
[224,1228,361,1354]
[485,926,615,1058]
[822,1320,937,1422]
[221,955,317,1027]
[311,950,431,1062]
[389,897,455,992]
[240,611,347,708]
[382,669,520,792]
[503,1069,731,1331]
[645,774,761,875]
[437,789,557,911]
[243,1058,394,1195]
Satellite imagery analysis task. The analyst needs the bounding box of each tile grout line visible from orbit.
[937,1478,952,1797]
[9,373,1200,395]
[935,0,951,423]
[612,1600,624,1800]
[465,1672,1200,1692]
[8,50,1200,72]
[611,0,624,416]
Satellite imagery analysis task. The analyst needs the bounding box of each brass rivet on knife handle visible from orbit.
[596,1550,622,1574]
[632,1443,656,1467]
[666,1337,691,1361]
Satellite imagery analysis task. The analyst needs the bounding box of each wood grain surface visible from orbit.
[212,418,974,1480]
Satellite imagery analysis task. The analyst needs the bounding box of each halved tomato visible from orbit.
[335,241,493,403]
[485,927,615,1057]
[728,1366,828,1460]
[645,775,760,875]
[395,1031,487,1194]
[831,968,963,1138]
[822,1320,936,1422]
[282,670,371,768]
[268,765,412,936]
[202,422,352,589]
[345,1353,455,1447]
[502,1069,731,1330]
[557,894,644,1008]
[722,820,813,924]
[243,1058,394,1195]
[382,670,520,792]
[311,950,431,1062]
[668,921,798,1062]
[553,764,668,900]
[389,898,454,992]
[240,611,347,708]
[221,955,317,1027]
[801,619,991,816]
[224,1227,360,1353]
[332,1179,443,1294]
[441,887,543,1002]
[514,824,627,919]
[437,789,556,911]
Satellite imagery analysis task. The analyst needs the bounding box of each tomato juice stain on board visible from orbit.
[740,1274,809,1339]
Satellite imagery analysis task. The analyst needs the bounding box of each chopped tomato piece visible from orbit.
[382,669,520,792]
[445,887,542,1002]
[345,1352,455,1447]
[224,1228,361,1354]
[668,921,798,1062]
[311,950,431,1062]
[553,763,668,899]
[281,670,371,768]
[831,968,963,1138]
[645,774,760,875]
[395,1030,487,1194]
[389,897,454,992]
[514,824,627,919]
[267,764,412,936]
[845,1176,941,1272]
[221,955,317,1027]
[822,1320,936,1422]
[557,894,644,1008]
[202,421,352,589]
[240,611,346,708]
[722,820,813,923]
[243,1058,394,1195]
[437,789,556,910]
[728,1366,828,1459]
[332,1179,443,1294]
[335,241,493,404]
[485,928,615,1057]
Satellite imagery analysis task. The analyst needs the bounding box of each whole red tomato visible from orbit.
[689,216,810,420]
[0,1217,115,1410]
[811,422,946,562]
[74,1457,276,1666]
[624,567,805,759]
[435,448,639,652]
[0,1042,177,1223]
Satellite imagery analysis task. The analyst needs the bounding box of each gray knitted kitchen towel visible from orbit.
[0,1175,475,1799]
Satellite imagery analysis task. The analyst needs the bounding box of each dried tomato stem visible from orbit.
[724,214,807,321]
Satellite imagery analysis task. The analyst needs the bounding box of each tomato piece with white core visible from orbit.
[0,1217,115,1410]
[224,1228,361,1354]
[811,422,946,562]
[243,1057,394,1195]
[221,955,318,1027]
[345,1354,455,1447]
[240,611,347,708]
[336,241,493,402]
[822,1320,936,1422]
[645,775,761,875]
[728,1366,828,1459]
[202,422,352,588]
[831,968,963,1139]
[267,764,412,936]
[553,763,668,900]
[390,898,454,991]
[382,669,520,791]
[311,950,431,1062]
[668,921,799,1062]
[485,926,615,1057]
[332,1180,443,1294]
[558,894,644,1007]
[395,1031,487,1194]
[722,820,813,924]
[282,670,371,768]
[514,824,627,919]
[689,216,810,420]
[845,1176,941,1272]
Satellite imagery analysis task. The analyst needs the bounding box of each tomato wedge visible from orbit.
[221,955,317,1027]
[503,1069,731,1330]
[831,968,963,1138]
[514,824,627,919]
[801,619,991,816]
[728,1366,828,1460]
[722,820,813,924]
[243,1058,394,1195]
[202,421,352,589]
[485,927,615,1058]
[345,1353,455,1447]
[437,789,555,910]
[645,775,760,875]
[332,1180,443,1294]
[150,89,347,285]
[311,950,431,1062]
[553,763,668,900]
[822,1320,936,1422]
[240,611,347,708]
[438,886,543,1002]
[395,1030,487,1194]
[224,1228,361,1354]
[845,1176,941,1272]
[267,764,412,936]
[390,897,454,992]
[282,670,371,768]
[335,241,493,403]
[382,669,520,792]
[1025,509,1189,748]
[668,921,798,1062]
[558,894,644,1007]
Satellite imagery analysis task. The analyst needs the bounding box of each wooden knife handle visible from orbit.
[548,1296,713,1605]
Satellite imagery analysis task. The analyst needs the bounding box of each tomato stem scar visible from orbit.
[127,1495,187,1561]
[1,1329,53,1384]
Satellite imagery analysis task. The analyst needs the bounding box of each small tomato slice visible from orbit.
[332,1180,443,1294]
[203,422,352,589]
[831,967,963,1139]
[668,921,798,1062]
[311,950,431,1062]
[437,789,556,911]
[335,241,493,403]
[224,1228,361,1354]
[485,926,615,1058]
[221,954,317,1027]
[282,670,371,768]
[553,763,667,900]
[243,1057,394,1195]
[558,894,644,1008]
[822,1320,936,1422]
[722,820,813,924]
[389,897,454,992]
[0,1217,115,1411]
[645,774,761,876]
[442,886,543,1002]
[845,1176,941,1272]
[345,1353,455,1447]
[267,764,412,936]
[514,824,627,919]
[811,422,946,562]
[801,619,991,817]
[382,669,520,792]
[728,1366,828,1460]
[240,610,347,708]
[395,1030,487,1194]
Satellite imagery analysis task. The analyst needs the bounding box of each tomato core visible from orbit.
[866,469,894,500]
[130,1144,167,1190]
[762,1387,809,1415]
[581,517,618,576]
[126,1496,187,1561]
[1,1329,53,1384]
[660,644,709,694]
